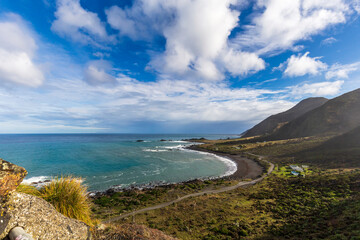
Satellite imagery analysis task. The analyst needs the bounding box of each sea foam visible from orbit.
[183,147,237,178]
[143,143,237,178]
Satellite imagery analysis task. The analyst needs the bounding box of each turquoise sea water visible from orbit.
[0,134,239,191]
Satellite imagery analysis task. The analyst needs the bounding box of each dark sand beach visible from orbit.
[89,144,264,195]
[187,145,263,180]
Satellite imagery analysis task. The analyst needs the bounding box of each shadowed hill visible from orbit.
[243,97,328,137]
[318,125,360,149]
[291,126,360,168]
[267,88,360,140]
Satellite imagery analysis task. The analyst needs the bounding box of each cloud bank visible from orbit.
[289,80,344,98]
[0,15,44,87]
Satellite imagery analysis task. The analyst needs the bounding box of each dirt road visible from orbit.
[103,154,273,224]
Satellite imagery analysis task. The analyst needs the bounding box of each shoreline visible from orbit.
[90,144,263,196]
[186,145,263,181]
[23,141,264,195]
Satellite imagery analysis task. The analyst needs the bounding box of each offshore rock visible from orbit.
[0,192,91,240]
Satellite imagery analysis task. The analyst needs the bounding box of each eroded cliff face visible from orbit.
[0,159,91,240]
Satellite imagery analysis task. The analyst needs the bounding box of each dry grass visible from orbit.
[40,176,95,226]
[18,176,96,227]
[16,184,41,196]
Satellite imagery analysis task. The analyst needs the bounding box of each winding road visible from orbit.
[102,154,274,224]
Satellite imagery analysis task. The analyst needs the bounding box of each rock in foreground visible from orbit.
[1,159,28,235]
[0,192,91,240]
[0,159,27,199]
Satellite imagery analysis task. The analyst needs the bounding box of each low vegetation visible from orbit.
[92,223,177,240]
[16,184,41,196]
[17,176,95,227]
[92,178,235,220]
[117,170,360,239]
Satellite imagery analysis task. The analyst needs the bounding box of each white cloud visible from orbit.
[83,60,116,85]
[52,0,110,44]
[351,0,360,13]
[0,15,44,87]
[325,62,360,79]
[107,0,265,80]
[148,0,243,80]
[321,37,337,45]
[283,52,327,77]
[221,49,265,76]
[289,80,344,98]
[106,6,140,40]
[233,0,349,55]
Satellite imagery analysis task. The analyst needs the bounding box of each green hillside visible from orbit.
[319,125,360,149]
[268,88,360,140]
[243,97,328,137]
[292,126,360,168]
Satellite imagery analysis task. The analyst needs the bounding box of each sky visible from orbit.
[0,0,360,134]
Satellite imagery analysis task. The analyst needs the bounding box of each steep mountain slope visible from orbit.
[243,97,328,137]
[267,88,360,140]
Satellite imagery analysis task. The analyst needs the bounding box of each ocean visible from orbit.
[0,134,239,191]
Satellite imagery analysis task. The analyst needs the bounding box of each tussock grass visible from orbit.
[17,176,96,227]
[16,184,41,196]
[40,176,95,226]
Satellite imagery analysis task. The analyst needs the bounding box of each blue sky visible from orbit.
[0,0,360,133]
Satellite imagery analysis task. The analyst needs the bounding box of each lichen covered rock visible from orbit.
[1,159,27,236]
[0,192,91,240]
[0,159,27,199]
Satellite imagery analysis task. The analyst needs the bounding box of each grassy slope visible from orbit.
[243,97,328,138]
[117,172,360,240]
[291,126,360,169]
[267,88,360,140]
[92,179,236,221]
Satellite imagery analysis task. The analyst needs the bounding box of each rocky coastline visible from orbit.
[89,144,263,198]
[22,142,263,200]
